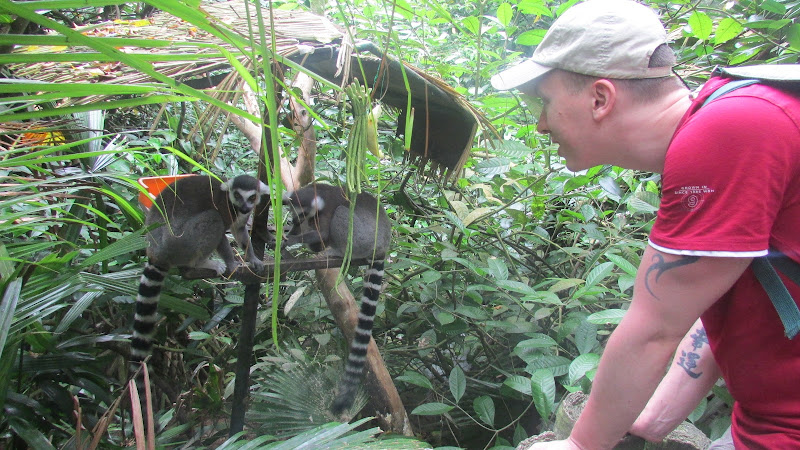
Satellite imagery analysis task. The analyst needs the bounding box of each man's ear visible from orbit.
[590,79,616,121]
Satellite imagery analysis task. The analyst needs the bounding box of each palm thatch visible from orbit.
[5,0,495,177]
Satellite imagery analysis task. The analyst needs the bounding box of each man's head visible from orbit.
[493,0,690,172]
[491,0,672,91]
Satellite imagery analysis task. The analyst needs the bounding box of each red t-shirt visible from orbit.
[649,77,800,447]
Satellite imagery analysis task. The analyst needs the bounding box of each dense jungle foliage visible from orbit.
[1,0,798,448]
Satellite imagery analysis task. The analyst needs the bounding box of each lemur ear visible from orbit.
[220,179,232,192]
[258,181,270,195]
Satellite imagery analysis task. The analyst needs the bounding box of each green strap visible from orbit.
[751,256,800,339]
[699,78,800,340]
[701,79,759,107]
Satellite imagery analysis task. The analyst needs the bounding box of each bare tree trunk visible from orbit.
[316,269,412,436]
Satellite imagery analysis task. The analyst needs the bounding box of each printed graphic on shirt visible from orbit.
[674,185,715,211]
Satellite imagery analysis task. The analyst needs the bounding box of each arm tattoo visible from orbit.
[676,327,708,379]
[644,254,700,299]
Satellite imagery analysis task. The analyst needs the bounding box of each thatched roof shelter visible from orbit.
[6,1,494,178]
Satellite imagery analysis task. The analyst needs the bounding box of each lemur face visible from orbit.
[223,175,269,215]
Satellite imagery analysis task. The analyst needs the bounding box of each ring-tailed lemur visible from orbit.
[132,175,269,373]
[283,183,391,414]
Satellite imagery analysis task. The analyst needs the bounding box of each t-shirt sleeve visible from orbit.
[649,92,797,257]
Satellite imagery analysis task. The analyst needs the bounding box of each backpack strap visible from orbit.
[751,254,800,339]
[701,79,759,107]
[698,77,800,339]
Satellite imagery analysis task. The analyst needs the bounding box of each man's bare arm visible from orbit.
[630,319,721,441]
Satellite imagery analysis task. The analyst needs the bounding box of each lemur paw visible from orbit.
[248,258,264,272]
[209,260,228,276]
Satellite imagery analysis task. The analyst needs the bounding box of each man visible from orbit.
[491,0,800,448]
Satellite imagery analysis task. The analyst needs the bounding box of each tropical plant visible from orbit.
[1,0,798,448]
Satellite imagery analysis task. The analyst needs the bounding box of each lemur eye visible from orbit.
[248,195,256,202]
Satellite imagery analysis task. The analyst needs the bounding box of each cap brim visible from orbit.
[491,59,553,90]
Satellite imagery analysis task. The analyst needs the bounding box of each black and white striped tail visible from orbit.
[131,261,167,371]
[331,259,384,414]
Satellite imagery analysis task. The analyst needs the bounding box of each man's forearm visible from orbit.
[569,313,682,448]
[630,320,720,441]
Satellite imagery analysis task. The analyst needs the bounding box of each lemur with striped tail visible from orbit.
[283,183,391,414]
[132,175,269,376]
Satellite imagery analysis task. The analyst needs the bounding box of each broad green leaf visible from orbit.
[574,319,598,355]
[606,254,637,276]
[462,16,481,35]
[786,24,800,50]
[599,176,622,198]
[760,0,786,15]
[522,291,563,306]
[473,396,495,426]
[549,278,583,293]
[518,0,551,16]
[487,257,509,281]
[437,312,456,325]
[0,278,22,362]
[514,334,558,353]
[688,11,712,41]
[568,353,601,385]
[714,18,743,45]
[504,375,532,396]
[463,207,493,227]
[587,309,627,325]
[397,371,433,390]
[497,279,536,294]
[530,369,555,420]
[515,29,547,46]
[497,3,513,27]
[449,366,466,403]
[494,139,536,157]
[411,402,454,415]
[585,262,614,289]
[455,305,489,320]
[475,157,512,176]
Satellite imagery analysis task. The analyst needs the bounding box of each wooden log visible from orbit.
[516,392,711,450]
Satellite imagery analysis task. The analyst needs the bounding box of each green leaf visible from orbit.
[568,353,601,385]
[411,402,454,415]
[606,254,637,276]
[759,0,786,15]
[8,417,56,450]
[475,157,512,176]
[504,375,532,396]
[530,369,555,420]
[397,371,433,390]
[496,3,513,27]
[786,23,800,50]
[515,29,547,46]
[525,355,572,377]
[473,396,495,426]
[487,257,509,281]
[549,278,583,293]
[462,16,480,35]
[0,278,22,362]
[497,279,536,294]
[518,0,551,16]
[585,262,614,289]
[688,11,712,41]
[587,309,627,325]
[714,18,743,45]
[449,366,466,403]
[514,334,558,353]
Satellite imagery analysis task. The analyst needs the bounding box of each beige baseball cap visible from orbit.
[491,0,671,90]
